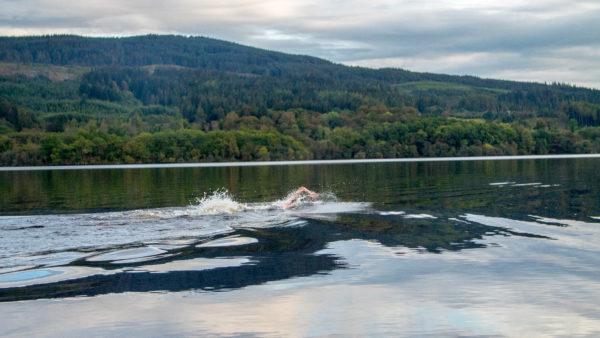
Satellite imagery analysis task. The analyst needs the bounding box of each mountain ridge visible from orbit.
[0,34,575,91]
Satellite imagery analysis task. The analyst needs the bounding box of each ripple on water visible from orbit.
[130,257,253,274]
[489,182,516,186]
[87,246,167,263]
[196,235,259,248]
[404,214,437,219]
[378,211,406,216]
[512,182,543,187]
[0,266,109,288]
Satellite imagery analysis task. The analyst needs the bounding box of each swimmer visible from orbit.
[282,186,319,209]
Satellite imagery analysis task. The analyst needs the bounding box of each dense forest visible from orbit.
[1,35,600,165]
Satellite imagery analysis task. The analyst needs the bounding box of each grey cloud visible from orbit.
[0,0,598,88]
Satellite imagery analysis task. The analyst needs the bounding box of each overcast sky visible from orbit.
[1,0,599,88]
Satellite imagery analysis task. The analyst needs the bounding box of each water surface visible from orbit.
[1,158,599,336]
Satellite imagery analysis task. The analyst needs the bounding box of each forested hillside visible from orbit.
[1,35,600,165]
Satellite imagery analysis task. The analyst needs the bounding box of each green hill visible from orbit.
[1,35,599,165]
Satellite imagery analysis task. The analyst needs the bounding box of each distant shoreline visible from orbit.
[2,154,600,171]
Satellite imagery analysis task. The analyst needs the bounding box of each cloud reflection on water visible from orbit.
[2,229,599,337]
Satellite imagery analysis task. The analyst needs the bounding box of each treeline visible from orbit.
[0,128,307,165]
[2,113,599,165]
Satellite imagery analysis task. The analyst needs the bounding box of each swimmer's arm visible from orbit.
[298,186,319,199]
[282,187,318,209]
[282,199,293,209]
[282,189,302,209]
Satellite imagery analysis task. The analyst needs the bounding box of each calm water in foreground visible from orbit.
[1,158,599,337]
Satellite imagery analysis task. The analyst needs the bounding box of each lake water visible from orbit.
[1,158,599,337]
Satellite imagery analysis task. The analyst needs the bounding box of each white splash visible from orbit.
[193,189,248,214]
